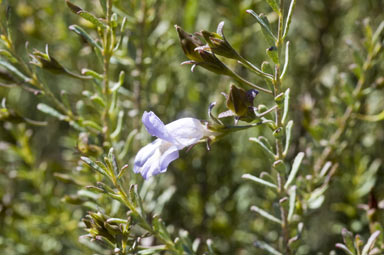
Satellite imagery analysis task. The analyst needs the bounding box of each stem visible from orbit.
[101,0,114,143]
[256,105,278,118]
[272,1,292,254]
[237,55,274,80]
[230,69,273,94]
[113,181,181,254]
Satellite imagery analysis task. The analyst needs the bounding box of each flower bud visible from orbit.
[191,48,232,75]
[175,25,204,62]
[200,21,240,60]
[219,84,258,122]
[176,25,232,75]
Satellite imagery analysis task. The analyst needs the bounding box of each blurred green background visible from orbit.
[0,0,383,254]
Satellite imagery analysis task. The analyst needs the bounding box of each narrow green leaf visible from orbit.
[284,152,305,189]
[262,61,274,90]
[250,137,276,159]
[69,120,85,132]
[280,41,290,79]
[130,184,145,217]
[307,185,327,209]
[357,109,384,122]
[108,148,119,176]
[335,243,354,255]
[260,14,277,46]
[356,159,381,197]
[251,205,282,224]
[372,21,384,44]
[81,156,109,177]
[66,0,107,29]
[81,68,103,80]
[283,0,297,39]
[361,231,381,255]
[97,182,118,196]
[258,136,274,151]
[288,186,296,222]
[117,164,129,179]
[106,218,128,224]
[283,120,293,156]
[254,240,283,255]
[242,173,277,189]
[90,94,106,107]
[129,184,138,207]
[319,161,332,177]
[247,10,277,42]
[266,0,280,14]
[282,88,290,124]
[82,120,103,132]
[77,189,100,200]
[341,228,355,253]
[79,11,107,29]
[85,185,105,194]
[111,110,124,139]
[0,60,31,83]
[69,25,103,50]
[0,49,17,63]
[152,216,172,243]
[110,71,125,92]
[66,0,82,13]
[37,103,67,121]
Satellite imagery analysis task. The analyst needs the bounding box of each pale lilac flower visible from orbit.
[134,111,213,179]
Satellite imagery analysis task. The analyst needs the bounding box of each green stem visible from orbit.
[101,0,114,144]
[113,181,181,254]
[237,55,274,80]
[229,69,273,94]
[272,1,292,254]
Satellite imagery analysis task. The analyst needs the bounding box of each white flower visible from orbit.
[134,111,213,179]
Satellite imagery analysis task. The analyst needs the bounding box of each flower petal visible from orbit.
[159,145,179,172]
[142,111,175,143]
[165,118,206,148]
[133,139,161,173]
[139,142,179,179]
